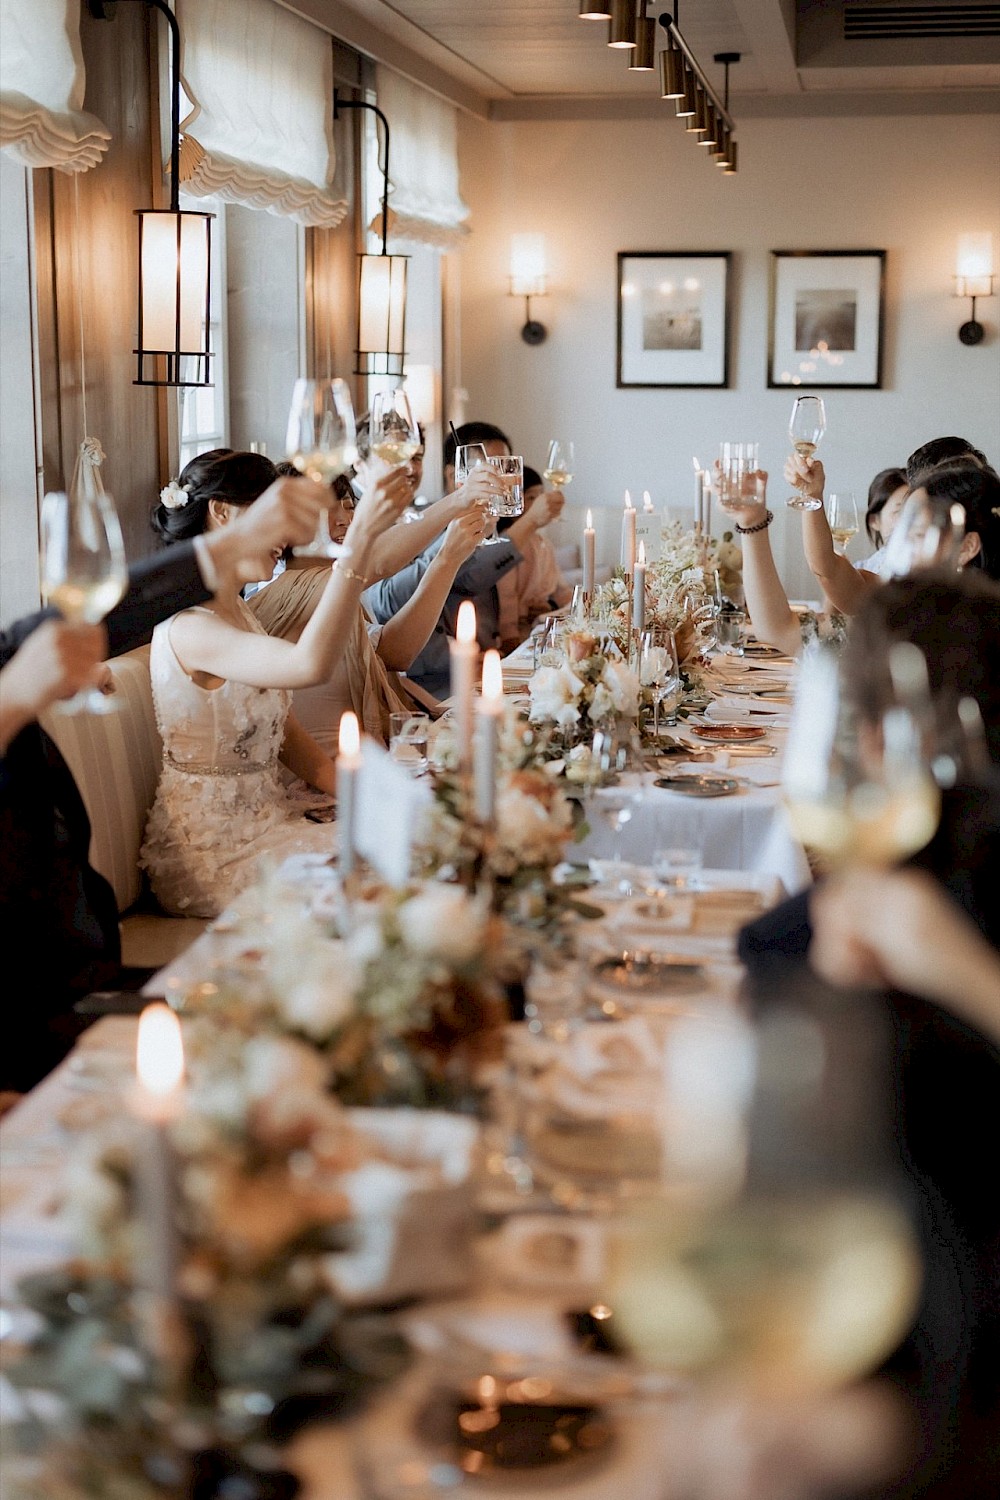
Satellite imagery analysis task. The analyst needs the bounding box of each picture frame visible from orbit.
[768,250,886,390]
[616,251,731,388]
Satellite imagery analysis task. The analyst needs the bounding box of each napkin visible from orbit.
[704,699,789,726]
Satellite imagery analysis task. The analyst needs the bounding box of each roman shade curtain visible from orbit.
[370,67,470,249]
[176,0,346,227]
[0,0,111,173]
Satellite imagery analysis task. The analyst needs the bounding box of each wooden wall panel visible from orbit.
[34,3,165,565]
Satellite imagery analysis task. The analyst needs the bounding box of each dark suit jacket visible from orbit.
[0,545,210,1091]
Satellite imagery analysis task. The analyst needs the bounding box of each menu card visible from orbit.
[355,737,432,886]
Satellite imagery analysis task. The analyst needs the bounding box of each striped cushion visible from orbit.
[40,645,162,913]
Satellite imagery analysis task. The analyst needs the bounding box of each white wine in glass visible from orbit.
[827,491,860,554]
[543,439,575,490]
[285,377,358,556]
[786,396,826,512]
[40,488,128,715]
[369,386,423,522]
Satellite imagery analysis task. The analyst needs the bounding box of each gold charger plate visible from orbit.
[742,642,786,659]
[691,724,768,743]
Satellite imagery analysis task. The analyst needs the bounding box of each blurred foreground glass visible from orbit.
[602,998,922,1399]
[781,643,940,869]
[544,438,575,490]
[882,493,966,578]
[40,488,128,714]
[389,712,429,775]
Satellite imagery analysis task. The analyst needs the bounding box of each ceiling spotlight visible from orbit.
[578,1,612,16]
[723,139,738,174]
[608,0,637,48]
[686,91,706,133]
[700,103,719,147]
[660,42,685,99]
[629,1,656,69]
[675,70,698,118]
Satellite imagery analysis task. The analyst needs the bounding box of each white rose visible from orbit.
[639,645,670,686]
[271,936,358,1039]
[529,663,584,730]
[243,1035,328,1101]
[602,659,640,717]
[589,681,614,722]
[396,883,486,964]
[496,786,572,867]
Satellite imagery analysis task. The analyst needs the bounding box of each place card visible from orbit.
[355,737,432,887]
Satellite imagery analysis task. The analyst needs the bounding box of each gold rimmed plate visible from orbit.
[742,642,786,660]
[653,773,741,797]
[691,724,768,743]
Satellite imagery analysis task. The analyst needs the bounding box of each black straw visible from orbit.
[449,420,460,448]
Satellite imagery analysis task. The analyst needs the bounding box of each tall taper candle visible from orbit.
[475,650,504,824]
[132,1003,185,1364]
[583,509,596,598]
[693,460,704,531]
[450,600,478,774]
[632,540,647,632]
[621,490,637,576]
[337,711,361,877]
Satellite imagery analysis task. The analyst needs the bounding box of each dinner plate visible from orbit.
[589,950,706,993]
[742,642,786,659]
[691,724,768,743]
[653,773,741,797]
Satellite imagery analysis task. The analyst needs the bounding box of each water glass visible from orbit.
[486,453,525,517]
[652,845,704,891]
[389,711,429,774]
[714,607,746,655]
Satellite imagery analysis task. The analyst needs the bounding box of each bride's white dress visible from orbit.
[140,604,335,918]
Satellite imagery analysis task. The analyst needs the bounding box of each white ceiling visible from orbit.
[291,0,1000,114]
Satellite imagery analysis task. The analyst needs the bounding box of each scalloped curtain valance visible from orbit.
[176,0,346,229]
[0,0,111,173]
[370,66,470,250]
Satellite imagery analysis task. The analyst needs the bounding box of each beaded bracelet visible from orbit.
[734,509,774,535]
[335,560,371,586]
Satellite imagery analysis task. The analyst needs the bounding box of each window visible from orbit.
[177,193,229,472]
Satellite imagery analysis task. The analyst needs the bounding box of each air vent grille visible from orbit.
[844,4,1000,39]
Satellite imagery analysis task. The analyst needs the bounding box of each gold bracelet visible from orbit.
[335,560,371,586]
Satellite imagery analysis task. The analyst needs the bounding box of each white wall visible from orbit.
[226,205,306,458]
[456,110,1000,599]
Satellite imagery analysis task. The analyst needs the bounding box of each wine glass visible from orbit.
[786,396,826,511]
[781,643,940,870]
[602,996,923,1402]
[543,439,575,490]
[40,488,128,715]
[591,782,644,895]
[640,627,681,740]
[454,442,497,549]
[369,386,423,523]
[827,491,860,555]
[881,493,966,579]
[285,377,357,557]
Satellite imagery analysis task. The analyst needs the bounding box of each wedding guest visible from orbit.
[905,434,989,485]
[364,422,559,699]
[737,572,1000,1492]
[250,474,487,748]
[496,467,573,652]
[0,472,335,1092]
[856,467,908,577]
[139,449,410,920]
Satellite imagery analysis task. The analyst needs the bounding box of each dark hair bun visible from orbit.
[151,448,278,544]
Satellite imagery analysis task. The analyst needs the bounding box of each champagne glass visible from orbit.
[640,627,680,740]
[827,491,859,555]
[285,377,357,557]
[781,644,940,870]
[454,442,496,549]
[369,386,423,523]
[40,488,128,715]
[786,396,826,511]
[543,439,575,490]
[603,997,923,1403]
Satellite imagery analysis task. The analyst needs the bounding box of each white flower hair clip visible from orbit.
[160,478,192,510]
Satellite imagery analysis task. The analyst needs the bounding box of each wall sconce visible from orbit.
[509,233,548,345]
[334,90,409,377]
[91,0,213,386]
[954,233,995,346]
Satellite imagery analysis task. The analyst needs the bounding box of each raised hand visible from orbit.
[440,508,489,563]
[784,452,826,507]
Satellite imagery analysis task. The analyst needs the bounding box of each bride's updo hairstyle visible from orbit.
[151,448,278,545]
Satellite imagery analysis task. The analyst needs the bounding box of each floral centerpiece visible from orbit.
[526,628,640,749]
[3,1031,413,1500]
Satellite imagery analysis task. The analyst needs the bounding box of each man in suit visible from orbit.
[0,475,330,1093]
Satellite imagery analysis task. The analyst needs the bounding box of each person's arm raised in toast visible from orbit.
[789,454,880,615]
[718,470,804,659]
[363,464,500,580]
[377,510,489,671]
[168,467,412,690]
[0,620,108,754]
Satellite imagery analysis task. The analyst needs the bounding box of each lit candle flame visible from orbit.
[338,710,360,758]
[692,456,702,473]
[482,649,503,703]
[624,489,634,510]
[642,490,655,512]
[136,1003,184,1099]
[637,540,646,565]
[586,509,593,529]
[457,599,477,645]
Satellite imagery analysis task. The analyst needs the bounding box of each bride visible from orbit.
[140,449,411,918]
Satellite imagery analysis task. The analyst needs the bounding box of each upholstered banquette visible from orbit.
[39,645,207,971]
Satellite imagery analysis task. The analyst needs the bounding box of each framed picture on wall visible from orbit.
[617,251,731,388]
[768,250,886,389]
